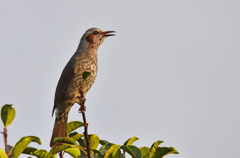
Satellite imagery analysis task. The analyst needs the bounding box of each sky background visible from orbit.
[0,1,240,158]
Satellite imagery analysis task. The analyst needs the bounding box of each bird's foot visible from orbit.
[77,96,86,105]
[77,96,86,113]
[79,105,86,113]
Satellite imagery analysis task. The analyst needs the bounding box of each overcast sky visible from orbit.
[0,1,240,158]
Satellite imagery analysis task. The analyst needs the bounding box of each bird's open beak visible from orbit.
[103,31,116,37]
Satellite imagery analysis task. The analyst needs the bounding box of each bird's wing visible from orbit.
[52,59,76,116]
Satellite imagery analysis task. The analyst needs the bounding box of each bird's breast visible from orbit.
[66,56,98,103]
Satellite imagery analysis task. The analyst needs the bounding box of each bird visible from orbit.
[50,28,115,148]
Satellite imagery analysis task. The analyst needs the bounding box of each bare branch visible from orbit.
[78,85,91,158]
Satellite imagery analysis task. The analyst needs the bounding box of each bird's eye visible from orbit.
[93,31,99,35]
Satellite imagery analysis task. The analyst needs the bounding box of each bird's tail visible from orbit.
[50,117,68,148]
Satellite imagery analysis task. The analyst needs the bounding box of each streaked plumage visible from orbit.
[50,28,115,147]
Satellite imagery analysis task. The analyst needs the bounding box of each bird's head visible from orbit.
[79,28,115,49]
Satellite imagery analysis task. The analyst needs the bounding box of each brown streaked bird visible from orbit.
[50,28,115,148]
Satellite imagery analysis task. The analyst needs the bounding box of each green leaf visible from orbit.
[66,121,84,134]
[31,149,48,158]
[124,137,139,146]
[0,148,8,158]
[139,147,150,158]
[149,141,163,158]
[68,131,78,137]
[46,144,71,158]
[104,144,119,158]
[51,155,57,158]
[53,137,76,145]
[153,147,179,158]
[92,149,102,155]
[64,147,81,158]
[22,147,38,155]
[120,145,142,158]
[92,149,101,154]
[92,149,104,158]
[13,136,41,158]
[83,134,99,156]
[89,134,99,150]
[112,148,121,158]
[77,138,86,147]
[99,140,110,145]
[69,133,84,142]
[122,137,139,158]
[80,150,88,158]
[82,71,91,82]
[99,143,114,155]
[1,104,15,127]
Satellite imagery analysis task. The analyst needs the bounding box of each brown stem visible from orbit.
[82,112,91,158]
[79,87,91,158]
[59,151,64,158]
[3,127,9,156]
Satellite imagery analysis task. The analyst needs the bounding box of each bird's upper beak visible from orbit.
[103,31,116,37]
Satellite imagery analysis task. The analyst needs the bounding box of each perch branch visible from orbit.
[2,127,9,155]
[78,85,91,158]
[59,151,63,158]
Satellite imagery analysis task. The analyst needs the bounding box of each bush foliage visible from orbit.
[0,104,179,158]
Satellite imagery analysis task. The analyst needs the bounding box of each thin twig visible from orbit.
[77,146,88,155]
[59,151,64,158]
[79,86,91,158]
[82,111,91,158]
[3,127,9,156]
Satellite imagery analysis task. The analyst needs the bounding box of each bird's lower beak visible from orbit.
[103,31,116,37]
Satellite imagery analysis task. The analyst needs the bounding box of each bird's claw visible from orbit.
[80,98,86,106]
[79,105,86,113]
[77,96,86,105]
[77,96,86,113]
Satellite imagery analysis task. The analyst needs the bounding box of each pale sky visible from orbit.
[0,1,240,158]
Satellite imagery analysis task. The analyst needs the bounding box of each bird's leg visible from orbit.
[77,89,86,113]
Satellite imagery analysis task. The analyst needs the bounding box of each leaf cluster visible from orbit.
[0,104,179,158]
[49,132,178,158]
